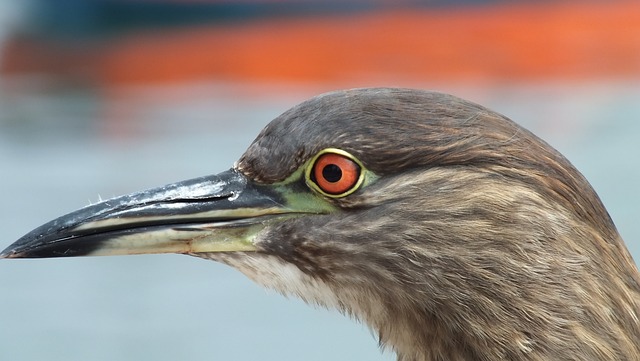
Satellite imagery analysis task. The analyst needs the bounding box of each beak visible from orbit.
[1,169,327,259]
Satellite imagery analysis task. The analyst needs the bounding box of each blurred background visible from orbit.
[0,1,638,360]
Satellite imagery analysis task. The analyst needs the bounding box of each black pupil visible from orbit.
[322,164,342,183]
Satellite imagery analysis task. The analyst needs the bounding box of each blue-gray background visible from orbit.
[0,82,638,361]
[0,1,639,360]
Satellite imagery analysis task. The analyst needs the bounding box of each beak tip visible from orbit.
[0,244,26,259]
[0,250,15,259]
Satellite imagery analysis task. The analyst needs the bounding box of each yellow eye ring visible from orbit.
[305,149,365,198]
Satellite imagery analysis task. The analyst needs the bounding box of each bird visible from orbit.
[2,88,639,361]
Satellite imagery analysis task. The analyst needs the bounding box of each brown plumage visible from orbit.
[234,88,640,360]
[3,88,639,361]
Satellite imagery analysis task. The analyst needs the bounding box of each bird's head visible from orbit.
[2,88,639,361]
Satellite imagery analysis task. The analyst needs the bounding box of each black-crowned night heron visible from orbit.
[2,88,639,361]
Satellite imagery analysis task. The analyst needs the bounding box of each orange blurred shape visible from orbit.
[2,1,640,87]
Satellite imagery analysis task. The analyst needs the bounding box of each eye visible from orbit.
[306,149,363,197]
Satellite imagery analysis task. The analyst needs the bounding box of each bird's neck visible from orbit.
[353,284,640,361]
[369,311,530,361]
[343,253,640,361]
[339,291,493,361]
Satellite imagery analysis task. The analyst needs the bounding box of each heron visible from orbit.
[2,88,639,361]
